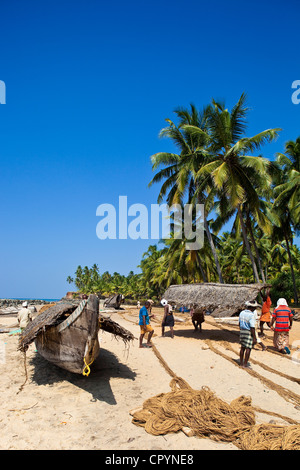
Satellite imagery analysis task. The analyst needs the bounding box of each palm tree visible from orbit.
[267,138,300,302]
[193,93,281,282]
[218,232,244,283]
[274,137,300,229]
[149,104,224,283]
[275,226,298,298]
[139,244,168,298]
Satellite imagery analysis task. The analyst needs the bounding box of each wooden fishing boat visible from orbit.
[19,294,134,375]
[35,295,100,374]
[104,293,125,309]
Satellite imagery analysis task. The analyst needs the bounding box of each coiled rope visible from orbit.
[131,341,300,450]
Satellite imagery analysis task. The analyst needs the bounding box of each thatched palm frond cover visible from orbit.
[19,302,77,351]
[99,315,134,343]
[163,283,268,318]
[19,298,134,351]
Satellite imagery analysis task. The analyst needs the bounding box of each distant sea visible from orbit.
[8,298,60,302]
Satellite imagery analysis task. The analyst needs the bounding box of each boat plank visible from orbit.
[34,295,100,374]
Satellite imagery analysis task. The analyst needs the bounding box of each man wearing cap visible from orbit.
[239,301,261,368]
[17,301,33,331]
[270,298,293,354]
[161,298,175,338]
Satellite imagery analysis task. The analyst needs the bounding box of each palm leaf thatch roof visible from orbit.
[163,283,268,318]
[19,298,134,351]
[19,302,75,350]
[99,314,134,343]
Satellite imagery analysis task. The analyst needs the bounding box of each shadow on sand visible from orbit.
[169,325,240,344]
[29,347,136,405]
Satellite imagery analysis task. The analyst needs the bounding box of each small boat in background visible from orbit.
[104,293,125,309]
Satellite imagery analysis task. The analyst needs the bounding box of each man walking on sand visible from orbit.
[270,298,293,354]
[139,300,154,348]
[239,300,261,368]
[17,301,33,331]
[259,288,272,336]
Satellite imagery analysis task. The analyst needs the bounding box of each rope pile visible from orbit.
[131,343,300,450]
[131,376,300,450]
[238,423,300,450]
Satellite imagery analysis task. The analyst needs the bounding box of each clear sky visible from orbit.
[0,0,299,299]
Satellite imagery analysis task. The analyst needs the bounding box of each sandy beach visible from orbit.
[0,304,300,450]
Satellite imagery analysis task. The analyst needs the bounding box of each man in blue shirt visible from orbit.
[139,300,154,348]
[239,300,260,368]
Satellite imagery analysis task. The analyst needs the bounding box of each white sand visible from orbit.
[0,305,299,450]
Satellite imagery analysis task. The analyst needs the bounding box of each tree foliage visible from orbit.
[67,95,300,305]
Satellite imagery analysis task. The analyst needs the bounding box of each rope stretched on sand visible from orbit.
[17,350,28,395]
[205,339,300,408]
[205,318,300,363]
[131,342,300,450]
[151,343,299,424]
[218,340,300,384]
[154,342,299,424]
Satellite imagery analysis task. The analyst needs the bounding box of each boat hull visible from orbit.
[35,295,100,374]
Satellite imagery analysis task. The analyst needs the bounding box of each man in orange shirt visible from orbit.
[259,288,272,336]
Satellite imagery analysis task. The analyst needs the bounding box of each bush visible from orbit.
[270,271,300,306]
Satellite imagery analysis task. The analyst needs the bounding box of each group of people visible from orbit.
[138,298,175,348]
[138,291,295,366]
[239,291,294,368]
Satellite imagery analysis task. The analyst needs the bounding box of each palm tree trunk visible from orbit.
[246,216,266,283]
[197,191,224,284]
[284,231,299,303]
[237,205,260,283]
[195,252,208,282]
[204,217,224,283]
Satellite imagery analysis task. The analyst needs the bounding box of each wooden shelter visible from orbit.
[163,283,268,318]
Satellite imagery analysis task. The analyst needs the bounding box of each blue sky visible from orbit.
[0,0,299,299]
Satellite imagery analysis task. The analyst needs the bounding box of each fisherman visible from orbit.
[259,288,272,336]
[161,299,175,338]
[239,301,261,368]
[253,310,267,351]
[139,300,154,348]
[270,298,293,354]
[17,301,33,331]
[190,304,205,332]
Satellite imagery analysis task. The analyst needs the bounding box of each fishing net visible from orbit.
[131,343,300,450]
[132,377,255,441]
[131,376,300,449]
[238,423,300,450]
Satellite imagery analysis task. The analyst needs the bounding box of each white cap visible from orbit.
[22,301,28,307]
[277,298,288,307]
[161,299,168,306]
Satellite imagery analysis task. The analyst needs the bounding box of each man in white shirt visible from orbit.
[17,301,33,330]
[239,300,261,368]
